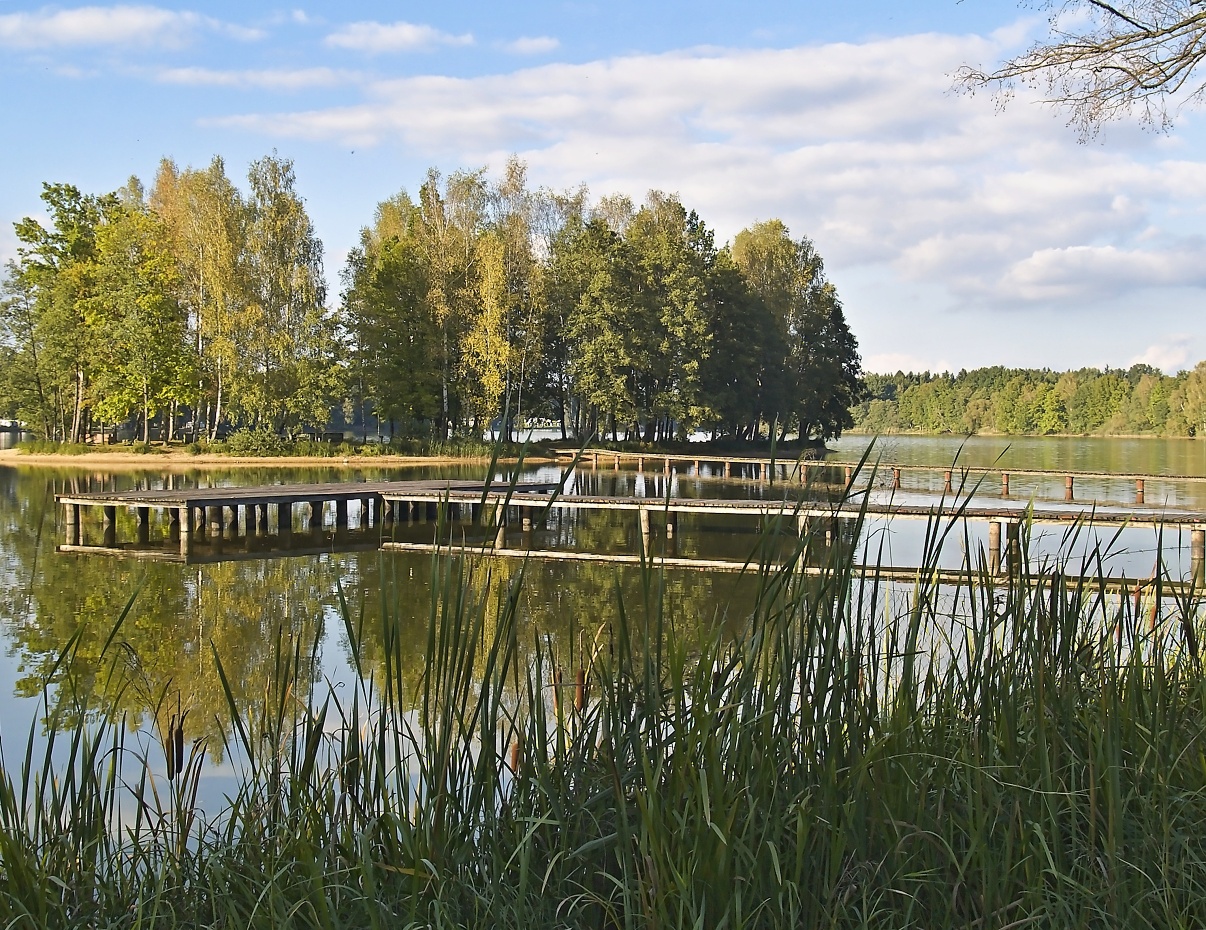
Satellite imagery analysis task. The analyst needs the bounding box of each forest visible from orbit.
[852,364,1206,436]
[0,154,862,446]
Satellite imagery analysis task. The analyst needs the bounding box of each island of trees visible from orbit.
[853,364,1206,436]
[0,154,862,448]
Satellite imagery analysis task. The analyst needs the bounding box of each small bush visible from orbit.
[224,428,285,457]
[186,441,202,455]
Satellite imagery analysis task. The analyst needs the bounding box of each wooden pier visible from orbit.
[56,477,1206,581]
[56,479,558,558]
[557,449,1206,503]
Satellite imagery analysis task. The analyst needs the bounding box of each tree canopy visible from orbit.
[2,154,864,445]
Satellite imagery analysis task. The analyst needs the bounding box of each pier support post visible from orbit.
[892,467,901,490]
[257,504,269,534]
[521,508,533,532]
[724,461,731,479]
[1065,475,1075,501]
[637,456,644,473]
[359,497,370,529]
[664,457,671,474]
[226,506,239,538]
[639,507,651,546]
[1136,479,1145,505]
[666,511,677,538]
[988,521,1001,576]
[137,507,149,544]
[308,501,322,530]
[207,506,224,537]
[1006,522,1021,575]
[335,500,348,528]
[103,506,117,547]
[178,507,191,557]
[64,503,79,546]
[693,460,700,476]
[943,470,953,493]
[1001,473,1010,496]
[1192,528,1205,585]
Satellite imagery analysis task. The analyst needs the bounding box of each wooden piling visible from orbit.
[308,501,322,529]
[943,470,952,493]
[1006,522,1021,574]
[1001,473,1010,496]
[1193,528,1205,585]
[666,512,677,537]
[1065,475,1074,501]
[137,507,149,544]
[64,503,79,546]
[988,521,1001,576]
[178,506,191,557]
[693,460,700,476]
[844,466,853,487]
[1136,478,1145,505]
[637,456,644,473]
[724,461,731,479]
[335,500,348,528]
[277,502,292,538]
[207,505,224,536]
[892,467,901,490]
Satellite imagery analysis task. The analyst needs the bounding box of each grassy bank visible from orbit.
[3,487,1206,927]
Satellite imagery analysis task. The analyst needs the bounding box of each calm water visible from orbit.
[0,435,1203,794]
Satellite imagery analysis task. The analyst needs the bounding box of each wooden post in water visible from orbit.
[693,460,700,476]
[64,503,79,546]
[724,461,731,479]
[335,500,348,528]
[943,470,952,493]
[1136,479,1145,505]
[360,497,371,529]
[666,511,677,537]
[137,507,149,544]
[637,456,644,473]
[278,502,292,539]
[178,506,191,557]
[258,504,269,534]
[1001,473,1010,496]
[1065,475,1074,501]
[207,505,224,537]
[103,506,117,546]
[988,521,1001,576]
[844,466,853,488]
[664,457,671,474]
[522,507,533,532]
[1192,528,1205,585]
[308,501,322,530]
[1006,522,1021,575]
[639,507,651,547]
[592,452,598,468]
[615,455,620,471]
[892,467,901,490]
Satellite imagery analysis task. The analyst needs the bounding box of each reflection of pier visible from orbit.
[57,479,1206,582]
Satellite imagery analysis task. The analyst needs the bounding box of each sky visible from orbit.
[2,0,1205,375]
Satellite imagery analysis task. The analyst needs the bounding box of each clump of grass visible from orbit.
[2,468,1206,928]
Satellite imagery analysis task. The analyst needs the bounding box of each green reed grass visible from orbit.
[2,463,1206,928]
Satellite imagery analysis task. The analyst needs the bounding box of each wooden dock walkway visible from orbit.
[56,477,1206,580]
[557,448,1206,502]
[56,479,559,556]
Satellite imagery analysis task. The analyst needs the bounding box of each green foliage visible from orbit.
[852,362,1206,436]
[224,427,286,456]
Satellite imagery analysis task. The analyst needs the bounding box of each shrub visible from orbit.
[224,428,285,457]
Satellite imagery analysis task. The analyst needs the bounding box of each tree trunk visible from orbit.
[70,368,84,444]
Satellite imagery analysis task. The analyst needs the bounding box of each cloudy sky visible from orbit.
[3,0,1204,374]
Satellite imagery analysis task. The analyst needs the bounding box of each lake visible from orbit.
[0,434,1203,797]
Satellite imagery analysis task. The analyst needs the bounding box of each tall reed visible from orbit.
[1,467,1205,928]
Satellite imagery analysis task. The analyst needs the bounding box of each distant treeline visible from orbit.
[0,154,862,445]
[851,363,1206,436]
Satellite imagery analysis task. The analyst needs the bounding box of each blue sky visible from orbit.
[3,1,1204,374]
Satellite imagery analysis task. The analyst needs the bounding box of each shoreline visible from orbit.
[0,448,558,471]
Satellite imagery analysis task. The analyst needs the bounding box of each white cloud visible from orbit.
[157,66,360,90]
[0,5,262,49]
[324,20,472,54]
[501,35,559,55]
[207,34,1206,314]
[1130,336,1193,373]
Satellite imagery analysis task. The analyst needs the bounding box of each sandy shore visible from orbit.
[0,448,558,472]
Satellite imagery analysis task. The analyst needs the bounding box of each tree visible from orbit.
[957,1,1206,134]
[238,154,335,435]
[151,157,246,440]
[731,220,862,441]
[88,204,191,441]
